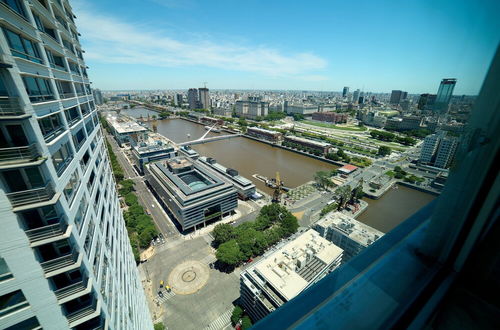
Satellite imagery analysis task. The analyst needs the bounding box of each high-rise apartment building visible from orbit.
[187,88,198,109]
[419,132,458,169]
[342,86,349,97]
[234,97,269,119]
[0,1,152,329]
[197,87,210,110]
[434,78,456,113]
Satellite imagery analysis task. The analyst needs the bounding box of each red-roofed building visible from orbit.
[338,164,358,174]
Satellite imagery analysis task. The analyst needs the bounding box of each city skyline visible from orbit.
[73,0,499,94]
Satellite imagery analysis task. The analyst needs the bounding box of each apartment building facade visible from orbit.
[0,1,152,329]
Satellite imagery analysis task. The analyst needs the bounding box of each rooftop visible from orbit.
[338,164,358,174]
[247,126,282,136]
[315,212,384,247]
[285,135,331,148]
[106,114,148,134]
[199,157,254,187]
[252,229,343,301]
[132,132,174,154]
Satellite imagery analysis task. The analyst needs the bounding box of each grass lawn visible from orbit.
[302,120,367,131]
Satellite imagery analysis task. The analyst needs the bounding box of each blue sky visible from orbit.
[72,0,499,94]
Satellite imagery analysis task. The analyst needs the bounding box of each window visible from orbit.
[38,113,63,142]
[33,14,58,41]
[55,80,74,99]
[68,60,80,75]
[74,195,88,234]
[80,102,91,116]
[63,170,79,204]
[0,257,13,282]
[0,290,29,318]
[84,220,95,254]
[46,48,66,71]
[22,76,54,102]
[80,150,91,173]
[2,28,42,64]
[61,38,74,54]
[52,142,73,176]
[4,316,40,330]
[72,127,86,151]
[64,106,81,126]
[74,83,85,96]
[1,0,26,18]
[55,14,68,31]
[85,118,95,135]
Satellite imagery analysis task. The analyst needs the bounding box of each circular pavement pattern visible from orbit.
[168,260,209,295]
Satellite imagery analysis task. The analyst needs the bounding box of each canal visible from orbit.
[120,112,436,233]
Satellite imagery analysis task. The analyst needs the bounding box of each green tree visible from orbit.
[216,240,242,266]
[280,214,299,236]
[154,322,166,330]
[119,179,135,195]
[238,228,257,260]
[159,111,170,119]
[212,223,236,246]
[336,185,351,210]
[231,306,243,325]
[124,192,138,206]
[314,171,331,189]
[241,316,253,329]
[377,146,392,156]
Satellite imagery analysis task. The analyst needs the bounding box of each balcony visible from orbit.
[67,299,100,327]
[25,220,70,246]
[6,183,56,209]
[60,92,76,99]
[0,143,42,167]
[40,249,80,276]
[55,275,91,304]
[0,97,28,118]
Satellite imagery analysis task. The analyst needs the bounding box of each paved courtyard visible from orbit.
[139,236,240,330]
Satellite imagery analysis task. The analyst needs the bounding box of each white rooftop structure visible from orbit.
[314,212,384,262]
[253,229,342,301]
[106,114,148,134]
[284,135,331,148]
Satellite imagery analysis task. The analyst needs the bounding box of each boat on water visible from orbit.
[204,125,221,133]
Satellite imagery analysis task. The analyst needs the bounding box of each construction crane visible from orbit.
[272,172,284,203]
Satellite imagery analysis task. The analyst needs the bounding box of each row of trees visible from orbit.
[282,141,323,156]
[326,148,351,163]
[377,145,392,156]
[231,305,252,329]
[386,166,425,183]
[213,204,299,267]
[104,138,158,262]
[370,130,416,146]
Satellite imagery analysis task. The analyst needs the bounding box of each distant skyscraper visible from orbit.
[198,87,210,110]
[92,88,103,105]
[390,90,407,105]
[188,88,198,109]
[352,89,360,104]
[434,78,456,113]
[0,2,152,329]
[342,87,349,97]
[175,93,183,106]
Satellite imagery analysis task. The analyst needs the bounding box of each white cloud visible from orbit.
[74,7,327,77]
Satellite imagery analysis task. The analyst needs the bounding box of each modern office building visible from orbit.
[434,78,456,113]
[198,87,210,110]
[246,126,283,143]
[240,229,343,322]
[144,157,238,231]
[130,132,176,174]
[419,132,459,169]
[0,1,152,329]
[187,88,198,110]
[313,212,384,262]
[390,90,407,105]
[234,97,269,119]
[342,86,349,98]
[352,89,360,104]
[198,157,256,200]
[417,93,436,110]
[104,113,148,147]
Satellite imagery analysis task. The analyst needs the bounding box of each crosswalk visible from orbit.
[201,254,217,265]
[155,289,176,304]
[205,308,232,330]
